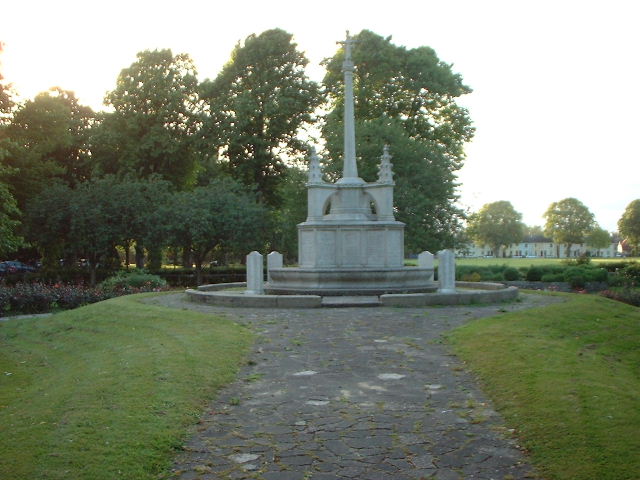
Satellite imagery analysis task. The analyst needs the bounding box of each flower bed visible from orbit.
[0,281,167,317]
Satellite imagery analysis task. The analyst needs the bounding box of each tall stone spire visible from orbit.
[337,31,363,184]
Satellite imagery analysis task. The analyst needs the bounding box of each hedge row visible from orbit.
[1,266,247,287]
[455,262,639,289]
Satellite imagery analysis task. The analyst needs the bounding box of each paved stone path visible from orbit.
[148,293,559,480]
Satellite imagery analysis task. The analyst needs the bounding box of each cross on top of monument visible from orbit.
[338,31,357,68]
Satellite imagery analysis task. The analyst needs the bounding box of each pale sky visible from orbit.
[3,0,639,231]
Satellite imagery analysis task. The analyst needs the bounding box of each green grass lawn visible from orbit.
[0,293,253,480]
[449,293,640,480]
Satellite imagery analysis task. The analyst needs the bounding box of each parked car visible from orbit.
[0,260,37,273]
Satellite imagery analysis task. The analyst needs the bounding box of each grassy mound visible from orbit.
[0,293,252,480]
[449,293,640,480]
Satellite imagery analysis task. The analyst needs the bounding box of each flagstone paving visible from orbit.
[147,293,560,480]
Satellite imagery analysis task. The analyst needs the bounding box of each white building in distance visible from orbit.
[459,234,620,259]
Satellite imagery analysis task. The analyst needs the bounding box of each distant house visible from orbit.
[459,234,620,258]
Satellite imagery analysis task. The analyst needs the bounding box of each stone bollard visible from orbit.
[418,251,435,282]
[267,251,283,283]
[437,249,456,293]
[245,251,264,295]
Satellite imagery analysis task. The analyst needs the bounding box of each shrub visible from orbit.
[503,267,520,281]
[597,261,638,272]
[526,266,543,281]
[0,275,167,317]
[584,267,608,283]
[6,283,55,314]
[619,264,640,287]
[100,270,167,293]
[563,255,591,266]
[461,272,482,282]
[54,284,111,310]
[541,273,565,283]
[564,267,586,289]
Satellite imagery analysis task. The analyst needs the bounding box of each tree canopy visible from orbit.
[618,199,640,256]
[95,49,201,189]
[0,179,23,256]
[544,198,595,257]
[2,88,94,208]
[467,201,525,258]
[322,30,474,251]
[163,179,269,284]
[586,227,612,256]
[200,28,321,207]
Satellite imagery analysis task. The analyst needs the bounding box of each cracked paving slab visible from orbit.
[146,292,560,480]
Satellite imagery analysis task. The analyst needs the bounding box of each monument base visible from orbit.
[265,267,436,296]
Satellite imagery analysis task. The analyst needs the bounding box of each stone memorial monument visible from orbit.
[266,33,435,295]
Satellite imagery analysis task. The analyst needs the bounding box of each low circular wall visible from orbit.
[266,267,436,295]
[185,281,518,308]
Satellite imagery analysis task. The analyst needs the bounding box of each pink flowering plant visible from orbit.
[0,271,167,317]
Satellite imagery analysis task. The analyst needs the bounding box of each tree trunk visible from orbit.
[182,246,191,268]
[124,241,131,270]
[146,245,162,271]
[195,264,203,286]
[135,244,145,269]
[89,265,97,287]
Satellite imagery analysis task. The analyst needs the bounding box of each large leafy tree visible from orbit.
[322,30,474,251]
[586,226,612,257]
[164,179,269,284]
[0,43,23,255]
[618,199,640,256]
[23,182,74,269]
[544,198,595,257]
[94,49,201,189]
[467,201,525,258]
[3,88,94,208]
[200,28,321,207]
[25,179,121,284]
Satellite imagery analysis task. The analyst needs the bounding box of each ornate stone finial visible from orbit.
[307,147,323,184]
[377,145,394,184]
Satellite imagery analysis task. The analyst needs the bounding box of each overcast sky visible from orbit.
[3,0,638,231]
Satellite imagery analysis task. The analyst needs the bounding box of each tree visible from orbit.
[0,41,16,124]
[164,179,269,285]
[322,30,474,251]
[524,225,545,238]
[618,199,640,256]
[2,88,94,208]
[95,49,201,189]
[0,179,23,256]
[269,167,307,262]
[467,201,525,258]
[102,176,173,269]
[544,198,595,257]
[68,179,127,285]
[200,29,321,207]
[0,43,24,256]
[586,226,612,257]
[23,182,74,269]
